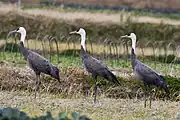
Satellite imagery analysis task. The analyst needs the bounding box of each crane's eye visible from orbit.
[127,33,130,36]
[77,28,81,32]
[16,28,19,31]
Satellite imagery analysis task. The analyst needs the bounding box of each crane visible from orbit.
[70,28,120,103]
[8,27,60,98]
[121,33,169,108]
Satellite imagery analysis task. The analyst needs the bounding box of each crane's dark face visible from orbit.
[51,66,60,83]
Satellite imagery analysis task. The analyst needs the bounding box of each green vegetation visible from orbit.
[133,11,180,20]
[0,107,90,120]
[0,50,179,73]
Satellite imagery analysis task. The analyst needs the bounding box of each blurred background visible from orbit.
[2,0,180,9]
[0,0,179,76]
[2,0,180,11]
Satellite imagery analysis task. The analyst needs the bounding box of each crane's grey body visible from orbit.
[8,27,60,98]
[131,48,169,93]
[20,42,59,77]
[121,33,169,108]
[81,46,120,85]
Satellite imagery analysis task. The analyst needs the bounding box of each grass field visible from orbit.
[0,51,179,76]
[1,38,179,75]
[0,91,179,120]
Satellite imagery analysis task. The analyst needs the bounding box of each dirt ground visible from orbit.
[0,90,179,120]
[24,9,180,25]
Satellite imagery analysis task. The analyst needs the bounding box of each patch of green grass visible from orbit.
[0,51,180,74]
[133,10,180,20]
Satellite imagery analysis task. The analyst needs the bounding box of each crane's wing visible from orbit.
[134,61,169,93]
[83,55,120,85]
[83,55,108,74]
[27,50,52,74]
[134,60,161,81]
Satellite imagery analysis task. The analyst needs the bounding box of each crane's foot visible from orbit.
[34,76,41,99]
[144,95,147,108]
[144,102,146,108]
[34,92,37,99]
[93,95,97,105]
[149,97,152,108]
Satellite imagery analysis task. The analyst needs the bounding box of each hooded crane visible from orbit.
[121,33,169,108]
[70,28,120,103]
[8,27,60,98]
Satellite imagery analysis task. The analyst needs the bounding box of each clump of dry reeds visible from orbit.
[0,63,179,101]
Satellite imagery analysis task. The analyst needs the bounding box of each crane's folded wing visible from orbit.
[27,51,51,73]
[134,61,160,81]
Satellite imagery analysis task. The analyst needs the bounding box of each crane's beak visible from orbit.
[7,30,17,39]
[69,31,78,34]
[121,35,128,38]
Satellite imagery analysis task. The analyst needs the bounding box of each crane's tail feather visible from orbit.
[159,75,169,94]
[107,70,121,86]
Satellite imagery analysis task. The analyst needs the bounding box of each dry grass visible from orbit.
[2,39,175,57]
[0,90,179,120]
[0,64,91,98]
[0,61,179,100]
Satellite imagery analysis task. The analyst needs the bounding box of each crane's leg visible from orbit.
[34,74,40,99]
[93,76,98,104]
[149,87,152,108]
[144,84,147,108]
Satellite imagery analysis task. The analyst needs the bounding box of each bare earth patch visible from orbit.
[0,91,179,120]
[24,9,180,25]
[1,6,180,25]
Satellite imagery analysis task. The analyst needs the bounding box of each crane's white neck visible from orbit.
[131,38,136,53]
[20,32,26,44]
[80,33,86,51]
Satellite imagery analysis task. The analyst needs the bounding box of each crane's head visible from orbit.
[121,33,136,41]
[121,33,137,51]
[51,66,60,83]
[69,28,86,50]
[7,27,26,37]
[69,28,86,36]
